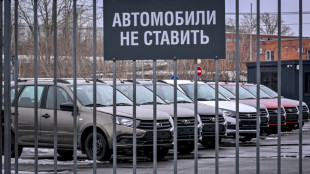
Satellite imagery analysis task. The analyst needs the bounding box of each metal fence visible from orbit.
[0,0,305,174]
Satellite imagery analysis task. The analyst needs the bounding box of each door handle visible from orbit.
[42,114,50,119]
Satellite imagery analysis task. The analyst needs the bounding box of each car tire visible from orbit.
[85,132,111,161]
[178,141,194,154]
[10,132,23,158]
[143,146,170,161]
[201,137,222,148]
[57,150,73,160]
[239,134,253,142]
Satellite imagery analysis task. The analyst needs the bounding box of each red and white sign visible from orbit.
[197,66,202,76]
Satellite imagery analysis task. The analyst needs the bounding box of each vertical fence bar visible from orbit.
[298,0,303,173]
[133,60,137,174]
[113,59,117,174]
[73,1,78,173]
[14,0,19,173]
[3,0,11,173]
[277,0,282,174]
[0,1,3,172]
[92,1,98,173]
[153,60,157,174]
[194,59,198,174]
[215,58,219,174]
[34,0,39,171]
[235,0,240,173]
[173,58,178,174]
[52,1,58,173]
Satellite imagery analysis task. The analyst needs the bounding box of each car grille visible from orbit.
[285,107,298,114]
[138,119,172,130]
[177,117,195,127]
[302,105,308,112]
[200,115,225,124]
[267,108,285,116]
[239,112,257,119]
[260,109,268,117]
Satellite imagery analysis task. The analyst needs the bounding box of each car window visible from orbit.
[179,84,227,101]
[261,85,278,98]
[221,85,256,100]
[46,86,73,110]
[18,86,44,108]
[2,86,21,104]
[241,85,272,99]
[116,85,166,105]
[210,84,236,100]
[145,84,193,103]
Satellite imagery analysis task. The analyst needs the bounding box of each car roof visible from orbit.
[14,78,109,86]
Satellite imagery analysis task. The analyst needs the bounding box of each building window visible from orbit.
[227,51,236,62]
[265,50,274,61]
[305,72,310,95]
[307,50,310,60]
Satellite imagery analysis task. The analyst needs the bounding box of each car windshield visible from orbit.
[145,84,193,103]
[116,85,166,105]
[221,85,256,100]
[261,85,278,98]
[70,85,133,107]
[242,85,272,99]
[209,84,236,100]
[179,84,227,101]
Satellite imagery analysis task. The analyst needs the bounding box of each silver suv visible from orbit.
[3,79,174,161]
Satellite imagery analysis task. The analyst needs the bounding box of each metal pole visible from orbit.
[73,1,78,173]
[92,1,97,173]
[215,58,219,174]
[153,60,157,174]
[113,59,117,174]
[0,1,3,172]
[173,58,178,174]
[298,0,303,173]
[277,0,282,174]
[235,1,240,173]
[194,59,198,174]
[3,0,11,173]
[52,1,58,173]
[133,60,137,174]
[250,3,253,62]
[14,1,19,173]
[33,1,39,173]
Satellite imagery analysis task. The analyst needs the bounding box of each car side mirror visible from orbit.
[60,102,78,112]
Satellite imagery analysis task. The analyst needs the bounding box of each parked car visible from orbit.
[3,79,174,161]
[260,84,309,123]
[136,80,227,148]
[162,80,259,142]
[103,80,202,153]
[241,84,301,131]
[207,83,269,133]
[218,83,287,134]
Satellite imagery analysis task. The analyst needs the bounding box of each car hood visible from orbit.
[177,103,223,115]
[197,101,256,113]
[281,98,307,107]
[95,106,171,120]
[142,104,195,118]
[238,100,269,110]
[241,99,283,109]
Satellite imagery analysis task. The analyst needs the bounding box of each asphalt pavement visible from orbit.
[4,122,310,174]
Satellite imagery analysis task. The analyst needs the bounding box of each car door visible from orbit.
[40,86,74,147]
[16,85,45,145]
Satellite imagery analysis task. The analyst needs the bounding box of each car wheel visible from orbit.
[201,137,222,148]
[57,150,73,160]
[85,132,111,161]
[239,134,253,143]
[178,141,194,154]
[143,146,170,161]
[11,132,23,158]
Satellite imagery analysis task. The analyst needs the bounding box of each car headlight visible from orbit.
[223,110,235,118]
[115,116,141,127]
[197,114,202,125]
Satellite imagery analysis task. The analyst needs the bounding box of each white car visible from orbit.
[163,80,260,142]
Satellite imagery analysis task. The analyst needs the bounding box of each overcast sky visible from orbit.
[225,0,310,36]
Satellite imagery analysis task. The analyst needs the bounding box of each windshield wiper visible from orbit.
[85,104,107,107]
[197,98,210,101]
[140,101,165,105]
[177,100,192,103]
[116,103,132,106]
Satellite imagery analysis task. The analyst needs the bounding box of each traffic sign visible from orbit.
[197,66,202,76]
